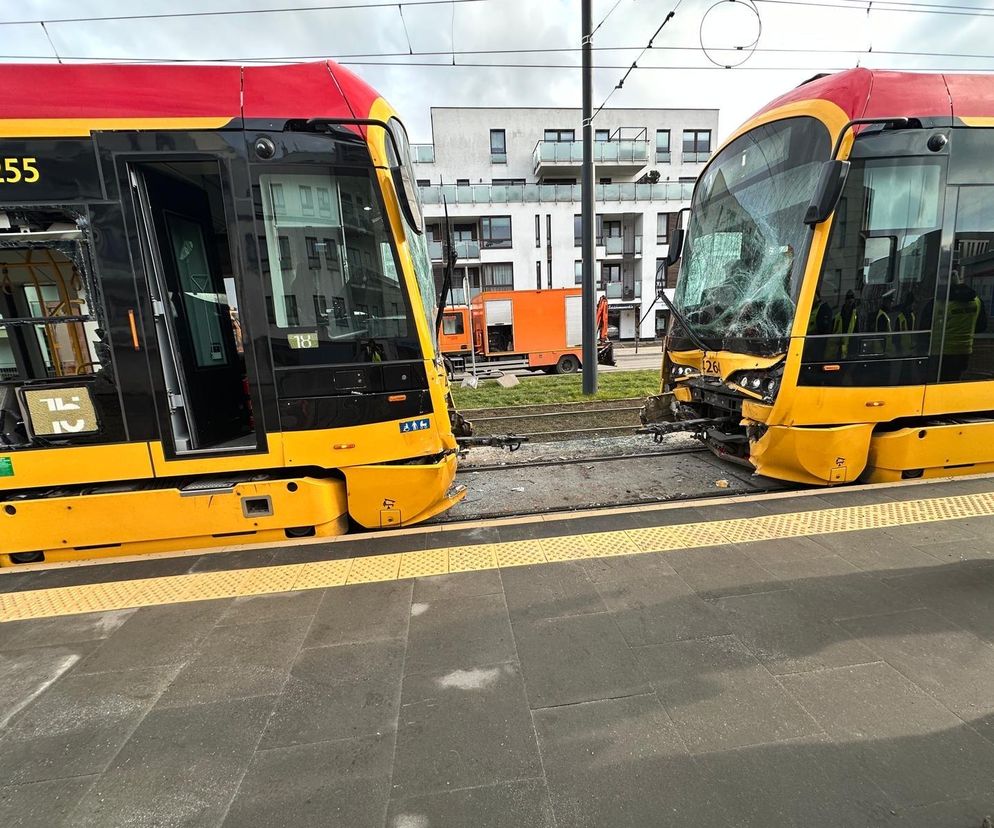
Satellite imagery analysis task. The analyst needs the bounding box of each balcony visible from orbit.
[604,281,643,301]
[533,139,649,177]
[428,239,481,261]
[418,181,694,207]
[411,144,435,164]
[603,235,642,256]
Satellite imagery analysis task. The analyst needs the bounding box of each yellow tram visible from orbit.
[652,68,994,486]
[0,61,464,565]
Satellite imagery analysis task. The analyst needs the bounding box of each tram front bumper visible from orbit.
[342,452,465,529]
[748,422,874,486]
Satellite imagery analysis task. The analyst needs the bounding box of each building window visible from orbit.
[481,216,512,249]
[601,262,622,287]
[599,177,612,185]
[299,185,314,215]
[574,214,582,246]
[574,260,583,285]
[535,214,541,248]
[544,129,575,143]
[456,178,470,187]
[656,213,669,244]
[536,261,542,289]
[595,129,610,142]
[655,130,671,163]
[482,263,513,290]
[682,129,712,161]
[490,129,507,163]
[492,178,526,185]
[603,220,622,239]
[416,178,431,188]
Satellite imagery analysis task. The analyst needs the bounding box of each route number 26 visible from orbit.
[703,357,721,375]
[0,158,40,184]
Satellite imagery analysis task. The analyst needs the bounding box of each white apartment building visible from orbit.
[412,106,719,339]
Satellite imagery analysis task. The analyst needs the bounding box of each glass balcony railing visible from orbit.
[682,150,711,163]
[603,236,642,256]
[412,144,436,163]
[605,283,622,298]
[533,139,649,167]
[427,239,481,261]
[604,281,644,300]
[418,181,693,206]
[655,151,671,163]
[490,152,507,164]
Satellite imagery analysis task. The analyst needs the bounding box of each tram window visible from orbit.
[806,158,943,365]
[258,171,420,366]
[0,244,103,382]
[935,185,994,383]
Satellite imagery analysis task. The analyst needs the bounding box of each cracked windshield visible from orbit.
[673,116,831,349]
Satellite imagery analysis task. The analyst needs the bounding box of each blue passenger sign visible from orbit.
[399,417,431,433]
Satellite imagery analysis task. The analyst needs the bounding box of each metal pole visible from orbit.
[581,0,597,394]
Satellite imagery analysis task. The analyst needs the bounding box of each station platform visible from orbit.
[2,475,994,827]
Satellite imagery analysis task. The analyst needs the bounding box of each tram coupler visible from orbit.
[638,418,734,444]
[457,434,528,452]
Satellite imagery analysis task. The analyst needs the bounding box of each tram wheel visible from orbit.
[555,355,580,374]
[284,526,316,539]
[10,551,44,564]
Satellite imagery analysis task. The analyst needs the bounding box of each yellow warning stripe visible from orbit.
[0,117,233,138]
[1,490,991,622]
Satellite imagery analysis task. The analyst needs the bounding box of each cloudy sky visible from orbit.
[3,0,993,142]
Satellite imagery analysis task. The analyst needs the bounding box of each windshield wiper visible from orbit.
[651,260,711,353]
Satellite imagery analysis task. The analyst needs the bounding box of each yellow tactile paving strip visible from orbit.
[1,490,991,623]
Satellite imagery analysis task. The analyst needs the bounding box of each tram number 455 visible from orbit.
[702,357,721,376]
[0,158,40,184]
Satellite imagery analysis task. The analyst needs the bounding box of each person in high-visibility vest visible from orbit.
[826,290,858,359]
[875,292,895,355]
[940,277,987,381]
[806,289,834,361]
[895,293,917,355]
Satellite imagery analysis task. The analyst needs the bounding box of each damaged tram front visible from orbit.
[649,68,994,486]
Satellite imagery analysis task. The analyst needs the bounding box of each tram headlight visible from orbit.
[749,377,762,390]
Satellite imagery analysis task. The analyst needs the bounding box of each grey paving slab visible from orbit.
[716,589,878,675]
[25,554,192,588]
[303,580,412,648]
[74,600,230,673]
[0,571,41,594]
[812,529,943,571]
[700,737,896,827]
[533,693,731,828]
[575,547,677,582]
[223,732,394,828]
[186,548,277,572]
[883,561,994,642]
[0,644,95,730]
[878,518,981,547]
[0,665,178,784]
[156,615,311,708]
[0,608,136,651]
[216,589,323,626]
[0,776,97,828]
[512,611,649,709]
[391,662,542,798]
[636,635,822,754]
[917,535,994,564]
[502,561,607,622]
[664,545,784,598]
[261,638,405,749]
[387,778,556,828]
[68,695,275,828]
[840,608,994,720]
[412,569,502,601]
[405,593,514,676]
[891,795,994,827]
[736,536,836,568]
[759,556,916,620]
[596,574,731,645]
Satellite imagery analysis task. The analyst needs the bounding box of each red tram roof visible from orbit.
[0,60,382,126]
[755,68,994,125]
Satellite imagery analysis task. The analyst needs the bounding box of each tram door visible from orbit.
[131,161,255,453]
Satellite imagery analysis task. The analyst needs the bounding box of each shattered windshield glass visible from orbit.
[672,117,831,352]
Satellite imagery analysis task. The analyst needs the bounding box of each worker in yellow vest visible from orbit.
[940,277,987,381]
[874,292,895,355]
[895,293,916,355]
[806,289,834,361]
[826,290,858,360]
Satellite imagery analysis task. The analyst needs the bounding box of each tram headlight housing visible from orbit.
[670,364,698,380]
[733,370,782,402]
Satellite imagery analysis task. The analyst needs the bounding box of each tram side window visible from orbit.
[0,240,106,446]
[258,171,420,366]
[937,185,994,382]
[806,158,943,364]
